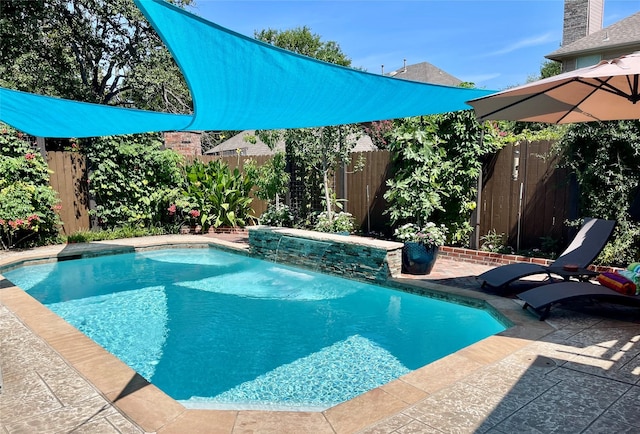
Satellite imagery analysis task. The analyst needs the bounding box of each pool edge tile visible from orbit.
[323,387,408,434]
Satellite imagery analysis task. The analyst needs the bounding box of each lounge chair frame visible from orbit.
[478,218,615,290]
[518,281,640,320]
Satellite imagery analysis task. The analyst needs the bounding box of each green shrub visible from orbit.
[259,204,293,227]
[84,134,184,229]
[314,211,354,233]
[179,159,255,230]
[0,125,61,249]
[65,225,167,243]
[557,121,640,265]
[384,111,505,245]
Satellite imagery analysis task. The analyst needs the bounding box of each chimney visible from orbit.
[562,0,604,46]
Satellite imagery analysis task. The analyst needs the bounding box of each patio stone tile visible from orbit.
[543,308,604,330]
[596,385,640,428]
[3,394,120,434]
[39,364,102,406]
[60,417,123,434]
[232,410,333,434]
[403,382,516,434]
[462,358,558,404]
[105,412,147,434]
[357,413,416,433]
[493,367,630,433]
[394,419,444,434]
[105,378,185,433]
[158,409,237,434]
[582,415,640,433]
[0,369,62,424]
[399,353,484,394]
[380,378,428,405]
[324,387,408,434]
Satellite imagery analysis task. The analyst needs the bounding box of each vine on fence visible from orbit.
[0,124,61,249]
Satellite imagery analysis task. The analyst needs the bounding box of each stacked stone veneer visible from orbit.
[249,226,403,282]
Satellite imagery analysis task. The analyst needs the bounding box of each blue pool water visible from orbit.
[4,248,506,410]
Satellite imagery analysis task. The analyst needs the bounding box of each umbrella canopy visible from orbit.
[467,51,640,124]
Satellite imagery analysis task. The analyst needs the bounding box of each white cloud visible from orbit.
[483,32,556,57]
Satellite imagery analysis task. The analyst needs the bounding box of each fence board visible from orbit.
[479,141,574,251]
[47,152,90,235]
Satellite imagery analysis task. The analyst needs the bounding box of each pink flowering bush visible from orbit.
[0,124,61,249]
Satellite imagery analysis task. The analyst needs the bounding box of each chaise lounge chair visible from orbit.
[477,218,616,291]
[518,281,640,320]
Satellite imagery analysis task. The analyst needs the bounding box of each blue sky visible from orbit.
[187,0,639,91]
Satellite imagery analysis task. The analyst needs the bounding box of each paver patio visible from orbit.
[1,234,639,433]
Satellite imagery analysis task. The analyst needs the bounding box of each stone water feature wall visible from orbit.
[248,226,403,282]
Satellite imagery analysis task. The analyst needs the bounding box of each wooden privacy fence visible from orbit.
[47,151,90,235]
[47,141,575,250]
[479,140,576,250]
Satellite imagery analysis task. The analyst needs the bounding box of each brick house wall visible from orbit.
[164,131,202,157]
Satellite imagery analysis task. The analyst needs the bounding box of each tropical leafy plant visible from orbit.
[0,124,61,249]
[180,159,255,230]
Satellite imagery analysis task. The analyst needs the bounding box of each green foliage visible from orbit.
[84,134,184,229]
[255,26,352,67]
[65,225,167,243]
[254,26,359,226]
[180,160,255,230]
[394,222,448,248]
[539,60,562,79]
[0,0,193,112]
[314,211,355,234]
[384,111,504,245]
[555,120,640,265]
[244,152,290,204]
[259,204,293,227]
[0,124,61,249]
[479,230,512,254]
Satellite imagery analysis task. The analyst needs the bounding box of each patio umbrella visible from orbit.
[467,51,640,124]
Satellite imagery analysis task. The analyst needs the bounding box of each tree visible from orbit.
[255,27,351,66]
[540,59,562,79]
[0,0,192,113]
[254,27,360,229]
[384,112,504,245]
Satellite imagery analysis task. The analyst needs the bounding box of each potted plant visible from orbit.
[394,222,448,274]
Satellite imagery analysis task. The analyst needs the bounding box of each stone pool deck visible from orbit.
[1,234,639,433]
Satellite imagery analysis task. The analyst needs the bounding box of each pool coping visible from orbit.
[0,235,555,433]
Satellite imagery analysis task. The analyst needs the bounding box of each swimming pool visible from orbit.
[4,247,507,410]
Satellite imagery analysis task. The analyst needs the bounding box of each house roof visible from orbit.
[387,62,462,87]
[205,130,377,156]
[546,11,640,61]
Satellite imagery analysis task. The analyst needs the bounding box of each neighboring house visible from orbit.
[205,129,377,156]
[386,60,462,86]
[546,1,640,72]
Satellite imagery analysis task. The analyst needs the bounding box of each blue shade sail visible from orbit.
[0,0,496,138]
[0,88,193,138]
